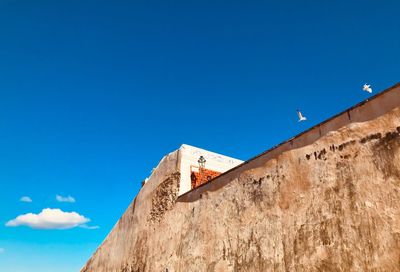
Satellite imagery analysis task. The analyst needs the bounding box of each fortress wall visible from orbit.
[82,82,400,272]
[144,150,180,192]
[179,82,400,202]
[81,149,182,271]
[135,149,180,220]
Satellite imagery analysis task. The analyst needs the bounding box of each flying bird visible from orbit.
[363,84,372,93]
[297,110,307,122]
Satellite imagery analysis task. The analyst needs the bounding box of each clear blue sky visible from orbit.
[0,0,398,271]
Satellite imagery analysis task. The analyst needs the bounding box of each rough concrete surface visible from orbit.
[82,105,400,272]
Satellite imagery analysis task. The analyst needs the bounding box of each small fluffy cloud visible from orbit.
[0,248,4,253]
[5,208,89,229]
[20,196,32,203]
[56,195,75,203]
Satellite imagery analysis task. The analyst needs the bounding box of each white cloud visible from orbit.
[56,195,75,203]
[20,196,32,203]
[5,208,89,230]
[79,224,100,230]
[0,248,4,253]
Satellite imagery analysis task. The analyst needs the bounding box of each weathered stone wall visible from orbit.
[82,84,400,272]
[179,83,400,202]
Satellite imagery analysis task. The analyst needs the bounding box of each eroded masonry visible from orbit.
[82,83,400,272]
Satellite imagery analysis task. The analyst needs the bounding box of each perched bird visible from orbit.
[297,110,307,122]
[363,84,372,93]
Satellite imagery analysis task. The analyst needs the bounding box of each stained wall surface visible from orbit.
[179,83,400,201]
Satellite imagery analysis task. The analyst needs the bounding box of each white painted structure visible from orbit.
[143,144,243,196]
[177,144,243,195]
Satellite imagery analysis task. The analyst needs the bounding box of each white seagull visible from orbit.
[363,84,372,93]
[297,109,307,122]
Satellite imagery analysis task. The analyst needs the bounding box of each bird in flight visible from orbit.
[363,84,372,93]
[297,110,307,122]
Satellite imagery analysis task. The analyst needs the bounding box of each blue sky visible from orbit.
[0,0,399,271]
